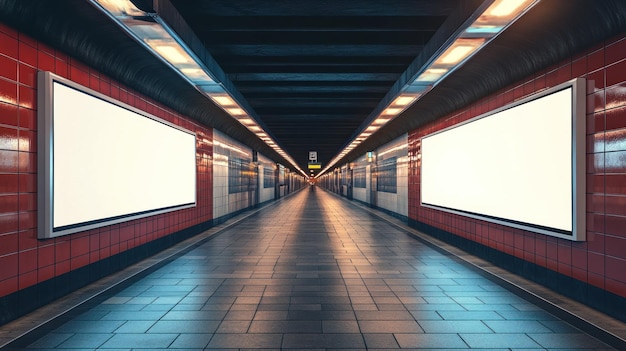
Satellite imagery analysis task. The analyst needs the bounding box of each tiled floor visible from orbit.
[1,187,622,350]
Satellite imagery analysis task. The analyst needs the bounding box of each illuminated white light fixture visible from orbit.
[90,0,308,178]
[318,0,539,178]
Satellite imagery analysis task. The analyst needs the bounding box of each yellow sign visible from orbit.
[308,163,321,169]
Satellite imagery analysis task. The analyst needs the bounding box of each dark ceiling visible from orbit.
[1,0,625,176]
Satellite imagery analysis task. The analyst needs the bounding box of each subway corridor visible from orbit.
[1,187,617,350]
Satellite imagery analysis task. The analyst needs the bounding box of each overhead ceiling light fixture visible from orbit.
[90,0,309,179]
[318,0,539,178]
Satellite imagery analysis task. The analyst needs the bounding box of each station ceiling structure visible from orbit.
[1,0,625,177]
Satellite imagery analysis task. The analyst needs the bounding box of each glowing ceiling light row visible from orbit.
[90,0,308,178]
[318,0,539,177]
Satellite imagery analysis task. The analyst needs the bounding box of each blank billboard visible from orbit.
[421,79,585,240]
[38,72,196,239]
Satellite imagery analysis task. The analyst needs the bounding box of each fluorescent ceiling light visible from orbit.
[435,39,484,65]
[488,0,533,17]
[226,107,245,116]
[145,40,194,65]
[180,68,214,83]
[392,95,417,106]
[95,0,145,17]
[415,68,448,83]
[382,107,402,116]
[211,95,236,107]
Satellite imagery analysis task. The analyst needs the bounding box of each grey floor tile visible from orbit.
[363,333,400,348]
[100,333,178,349]
[169,333,213,348]
[528,333,613,349]
[418,320,492,333]
[394,333,468,349]
[282,333,365,349]
[56,333,112,349]
[205,333,282,349]
[460,333,542,348]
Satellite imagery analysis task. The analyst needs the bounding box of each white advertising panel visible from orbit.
[421,79,585,240]
[38,72,196,238]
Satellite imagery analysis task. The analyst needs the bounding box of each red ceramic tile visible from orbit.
[18,229,37,250]
[18,247,37,273]
[571,247,588,269]
[606,105,626,132]
[0,253,18,280]
[605,214,626,236]
[0,150,19,173]
[557,243,572,266]
[605,278,626,298]
[37,51,54,72]
[89,251,99,263]
[587,133,604,153]
[571,267,587,283]
[0,194,18,213]
[37,244,55,267]
[586,213,605,233]
[605,195,626,216]
[605,150,626,173]
[0,78,18,106]
[55,259,70,276]
[587,91,606,114]
[18,85,34,109]
[18,270,37,290]
[71,235,89,256]
[604,174,626,195]
[69,65,89,87]
[0,32,18,58]
[605,82,626,110]
[606,38,626,66]
[0,276,17,297]
[18,211,35,230]
[586,69,605,94]
[605,255,626,282]
[587,48,605,72]
[18,41,37,67]
[0,101,18,126]
[572,56,587,78]
[586,193,604,213]
[0,173,18,194]
[588,273,605,292]
[17,107,35,130]
[18,151,36,173]
[37,264,54,283]
[556,64,572,84]
[0,212,18,235]
[586,153,604,173]
[606,58,626,87]
[0,55,17,81]
[55,240,70,261]
[0,126,18,151]
[18,129,36,153]
[55,58,68,78]
[0,232,18,256]
[587,251,605,275]
[18,173,36,193]
[18,63,36,87]
[605,128,626,153]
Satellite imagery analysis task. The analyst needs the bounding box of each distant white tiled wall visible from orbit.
[258,153,275,203]
[213,130,253,219]
[374,134,409,216]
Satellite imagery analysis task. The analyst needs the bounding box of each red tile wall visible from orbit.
[409,33,626,299]
[0,24,213,298]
